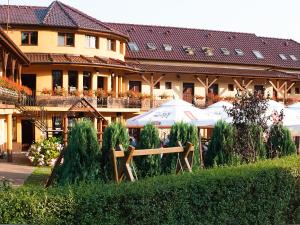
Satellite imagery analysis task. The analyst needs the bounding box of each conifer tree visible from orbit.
[135,123,161,178]
[55,119,101,184]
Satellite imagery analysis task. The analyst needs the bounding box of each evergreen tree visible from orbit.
[206,120,236,167]
[161,122,199,174]
[135,123,161,178]
[101,122,129,181]
[267,124,296,158]
[55,119,101,185]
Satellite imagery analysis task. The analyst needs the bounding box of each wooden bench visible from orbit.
[111,142,194,183]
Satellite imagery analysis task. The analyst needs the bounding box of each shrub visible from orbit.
[267,124,297,158]
[27,137,63,166]
[101,122,130,181]
[55,119,101,185]
[0,156,299,225]
[161,122,199,174]
[206,120,236,167]
[135,123,161,178]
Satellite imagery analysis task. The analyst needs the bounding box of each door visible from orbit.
[21,120,35,151]
[183,83,194,103]
[129,81,142,92]
[21,74,36,93]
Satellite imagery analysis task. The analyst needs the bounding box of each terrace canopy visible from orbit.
[126,99,214,128]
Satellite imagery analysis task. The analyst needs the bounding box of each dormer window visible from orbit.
[183,46,196,55]
[252,50,264,59]
[128,42,139,52]
[163,44,172,51]
[279,54,287,60]
[202,47,214,56]
[235,49,244,56]
[290,55,298,61]
[220,48,230,55]
[146,43,156,50]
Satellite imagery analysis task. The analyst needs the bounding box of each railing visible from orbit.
[0,86,19,105]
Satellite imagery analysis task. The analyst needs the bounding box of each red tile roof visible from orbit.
[132,63,299,79]
[0,1,127,38]
[108,23,300,69]
[26,53,136,71]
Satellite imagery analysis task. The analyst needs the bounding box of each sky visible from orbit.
[2,0,300,42]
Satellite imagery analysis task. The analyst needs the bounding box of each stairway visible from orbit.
[16,95,48,133]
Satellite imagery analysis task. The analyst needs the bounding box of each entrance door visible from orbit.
[183,83,194,103]
[22,74,36,96]
[129,81,142,92]
[21,120,35,151]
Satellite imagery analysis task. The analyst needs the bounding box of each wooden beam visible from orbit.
[11,58,16,81]
[269,80,279,93]
[234,79,244,90]
[286,82,295,93]
[244,79,253,89]
[150,74,154,108]
[17,64,22,84]
[153,74,165,86]
[279,81,286,91]
[207,78,218,88]
[141,74,150,85]
[2,50,9,77]
[195,76,207,88]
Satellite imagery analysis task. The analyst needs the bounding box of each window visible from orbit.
[165,82,172,89]
[202,47,214,56]
[58,33,74,46]
[183,46,196,55]
[146,43,156,50]
[21,31,38,45]
[97,76,104,89]
[235,49,244,56]
[107,39,116,51]
[128,42,139,52]
[209,84,218,95]
[221,48,230,55]
[68,71,78,91]
[154,82,160,89]
[120,42,125,54]
[83,71,92,90]
[163,44,172,51]
[252,50,264,59]
[290,55,298,61]
[85,35,97,48]
[279,54,287,60]
[295,87,300,94]
[254,85,264,93]
[129,81,141,92]
[228,84,234,91]
[52,70,63,89]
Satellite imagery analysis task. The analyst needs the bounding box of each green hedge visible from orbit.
[0,156,299,225]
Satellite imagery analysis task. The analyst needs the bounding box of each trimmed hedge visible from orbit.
[0,156,299,225]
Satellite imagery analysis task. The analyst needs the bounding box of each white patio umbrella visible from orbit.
[204,101,233,123]
[284,104,300,136]
[126,99,215,128]
[287,102,300,109]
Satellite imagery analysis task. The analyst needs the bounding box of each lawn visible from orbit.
[23,167,51,187]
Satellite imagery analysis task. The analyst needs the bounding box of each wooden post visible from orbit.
[11,58,16,81]
[115,75,119,98]
[6,114,13,162]
[150,74,154,108]
[2,50,9,77]
[17,64,22,84]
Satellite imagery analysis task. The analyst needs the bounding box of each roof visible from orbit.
[132,63,299,79]
[25,53,136,71]
[0,26,29,65]
[0,1,127,39]
[108,23,300,69]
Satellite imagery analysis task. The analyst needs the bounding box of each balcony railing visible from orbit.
[0,86,19,105]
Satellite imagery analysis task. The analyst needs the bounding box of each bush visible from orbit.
[55,119,101,185]
[267,124,297,158]
[0,156,299,225]
[27,137,63,166]
[206,120,236,167]
[161,122,199,174]
[101,122,130,181]
[135,123,161,178]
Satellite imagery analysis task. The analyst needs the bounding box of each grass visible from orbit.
[23,167,52,187]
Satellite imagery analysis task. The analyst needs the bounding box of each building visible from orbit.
[0,26,30,160]
[0,1,299,153]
